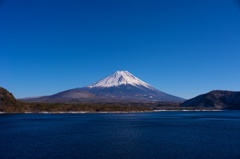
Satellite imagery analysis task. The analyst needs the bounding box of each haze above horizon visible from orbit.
[1,0,240,99]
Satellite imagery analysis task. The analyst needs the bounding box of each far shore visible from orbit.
[0,109,227,114]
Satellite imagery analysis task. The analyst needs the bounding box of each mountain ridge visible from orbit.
[22,71,185,103]
[0,87,17,107]
[180,90,240,109]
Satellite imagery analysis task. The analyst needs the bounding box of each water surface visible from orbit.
[0,111,240,159]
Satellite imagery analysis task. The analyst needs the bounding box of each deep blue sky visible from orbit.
[1,0,240,99]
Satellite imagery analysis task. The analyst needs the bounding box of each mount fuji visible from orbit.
[23,71,185,103]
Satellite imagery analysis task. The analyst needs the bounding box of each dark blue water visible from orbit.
[0,111,240,159]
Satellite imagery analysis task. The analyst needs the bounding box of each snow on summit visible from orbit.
[87,71,153,89]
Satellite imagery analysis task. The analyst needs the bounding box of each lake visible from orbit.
[0,111,240,159]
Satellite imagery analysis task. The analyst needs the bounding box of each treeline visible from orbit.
[0,102,154,113]
[0,101,217,113]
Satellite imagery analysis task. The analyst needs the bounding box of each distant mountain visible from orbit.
[0,87,17,107]
[22,71,185,103]
[87,71,153,89]
[180,90,240,109]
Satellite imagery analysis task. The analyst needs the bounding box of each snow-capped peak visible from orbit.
[87,70,154,89]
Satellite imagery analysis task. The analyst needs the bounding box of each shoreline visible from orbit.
[0,109,227,114]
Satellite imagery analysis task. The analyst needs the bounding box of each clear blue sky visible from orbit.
[1,0,240,99]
